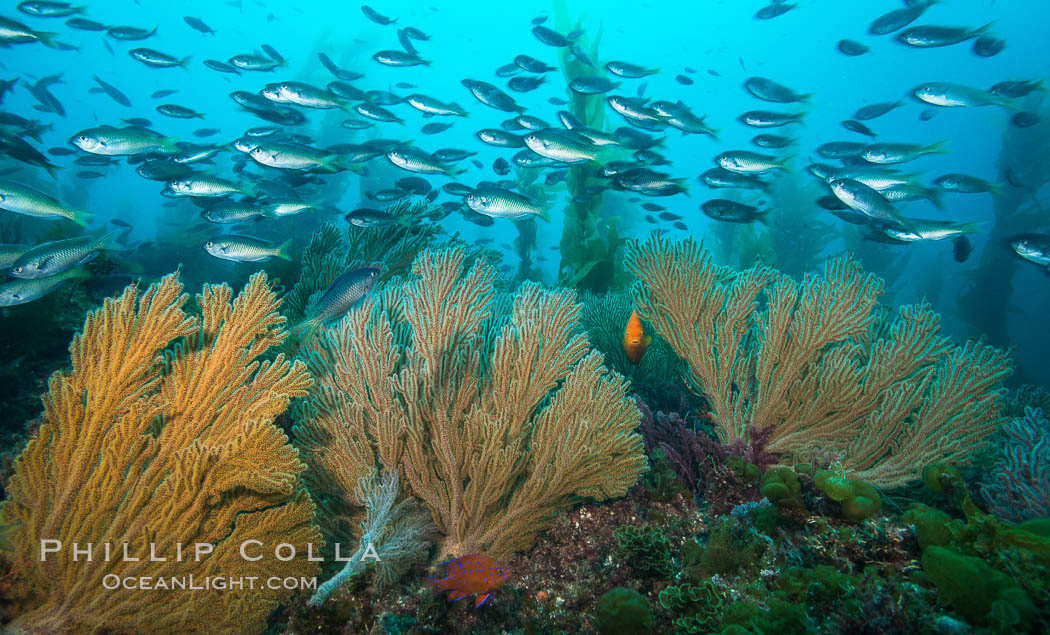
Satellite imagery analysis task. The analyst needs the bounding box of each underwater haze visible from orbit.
[2,0,1050,633]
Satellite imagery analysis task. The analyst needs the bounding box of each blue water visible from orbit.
[0,1,1047,349]
[3,3,1049,373]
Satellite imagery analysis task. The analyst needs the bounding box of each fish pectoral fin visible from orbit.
[474,593,491,607]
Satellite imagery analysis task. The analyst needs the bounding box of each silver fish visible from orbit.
[9,227,125,279]
[605,60,658,78]
[744,77,810,103]
[716,150,791,175]
[898,22,994,48]
[0,268,88,306]
[129,47,189,69]
[466,186,543,219]
[461,79,524,113]
[0,180,89,224]
[203,235,291,262]
[71,125,176,156]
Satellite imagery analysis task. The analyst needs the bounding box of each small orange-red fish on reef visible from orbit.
[623,310,652,364]
[424,554,509,608]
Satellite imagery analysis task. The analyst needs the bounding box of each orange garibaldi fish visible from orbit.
[424,554,510,607]
[622,310,651,364]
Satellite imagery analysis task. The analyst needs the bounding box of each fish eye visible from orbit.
[205,241,213,247]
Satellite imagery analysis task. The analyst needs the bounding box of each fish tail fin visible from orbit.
[926,187,945,210]
[973,20,997,37]
[161,136,180,154]
[924,140,950,155]
[989,182,1004,197]
[275,237,293,261]
[798,92,814,103]
[100,227,131,251]
[68,267,93,283]
[70,209,93,227]
[239,181,260,197]
[994,95,1021,111]
[320,154,343,172]
[537,208,552,223]
[289,317,321,341]
[672,177,691,196]
[778,154,798,171]
[956,222,984,235]
[180,56,192,70]
[35,31,60,49]
[450,102,468,116]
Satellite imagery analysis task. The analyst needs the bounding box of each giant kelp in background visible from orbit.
[959,95,1050,383]
[510,166,550,284]
[763,174,837,278]
[552,3,626,293]
[708,174,835,277]
[841,226,914,306]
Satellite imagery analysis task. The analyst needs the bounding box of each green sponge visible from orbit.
[813,471,882,522]
[595,587,652,635]
[921,546,1035,630]
[760,466,804,510]
[901,504,954,551]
